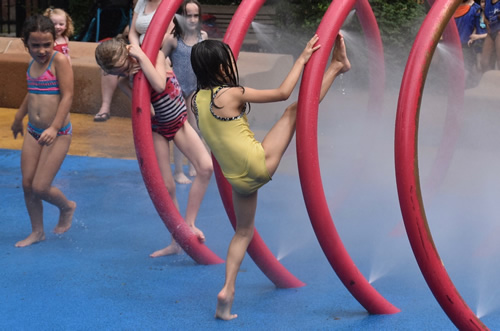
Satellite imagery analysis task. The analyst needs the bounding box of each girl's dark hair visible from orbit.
[172,0,202,39]
[22,15,56,46]
[191,39,239,90]
[191,39,250,115]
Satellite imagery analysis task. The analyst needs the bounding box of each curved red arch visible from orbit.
[131,0,223,265]
[211,0,305,289]
[395,0,489,329]
[296,0,399,314]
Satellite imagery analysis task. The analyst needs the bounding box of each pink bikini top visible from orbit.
[26,51,60,95]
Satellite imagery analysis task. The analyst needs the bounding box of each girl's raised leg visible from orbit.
[262,34,351,177]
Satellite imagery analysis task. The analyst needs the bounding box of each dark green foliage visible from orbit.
[68,0,94,38]
[368,0,427,66]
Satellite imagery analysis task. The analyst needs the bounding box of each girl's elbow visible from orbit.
[277,91,290,102]
[153,83,166,93]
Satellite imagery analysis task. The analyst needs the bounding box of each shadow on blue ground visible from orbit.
[1,148,498,330]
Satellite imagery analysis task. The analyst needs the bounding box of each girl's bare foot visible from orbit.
[54,201,76,234]
[215,288,237,320]
[190,225,205,243]
[150,242,182,257]
[15,231,45,247]
[174,171,192,184]
[333,34,351,74]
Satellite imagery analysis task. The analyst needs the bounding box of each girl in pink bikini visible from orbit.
[44,7,74,63]
[11,15,76,247]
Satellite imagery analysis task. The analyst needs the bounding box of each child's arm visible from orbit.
[128,44,166,93]
[38,52,74,145]
[160,35,176,60]
[232,35,320,104]
[11,94,29,139]
[468,31,488,45]
[128,12,141,46]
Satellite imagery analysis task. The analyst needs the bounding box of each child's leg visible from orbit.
[262,34,351,177]
[495,32,500,69]
[173,145,191,184]
[17,134,75,246]
[16,135,45,247]
[481,35,494,72]
[150,132,182,257]
[33,135,75,234]
[173,93,200,183]
[95,72,118,119]
[185,93,199,177]
[173,122,213,242]
[216,190,258,320]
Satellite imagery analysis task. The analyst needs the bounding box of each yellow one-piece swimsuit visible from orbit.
[195,87,271,195]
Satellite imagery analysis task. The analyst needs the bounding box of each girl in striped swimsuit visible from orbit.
[95,38,213,257]
[11,15,76,247]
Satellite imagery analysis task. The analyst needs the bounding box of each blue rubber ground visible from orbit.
[1,147,499,330]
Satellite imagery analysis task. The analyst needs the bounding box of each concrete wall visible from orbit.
[0,37,131,117]
[0,37,293,120]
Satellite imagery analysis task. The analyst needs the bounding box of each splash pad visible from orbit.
[130,0,491,328]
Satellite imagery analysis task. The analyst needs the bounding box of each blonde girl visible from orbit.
[43,7,74,62]
[11,15,76,247]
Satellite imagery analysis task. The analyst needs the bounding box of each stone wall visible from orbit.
[0,37,293,122]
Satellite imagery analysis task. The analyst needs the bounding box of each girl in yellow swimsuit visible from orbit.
[191,34,351,320]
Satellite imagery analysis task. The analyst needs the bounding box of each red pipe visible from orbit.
[131,0,223,265]
[296,0,399,315]
[395,0,489,328]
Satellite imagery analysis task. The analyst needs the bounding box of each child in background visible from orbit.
[481,0,500,71]
[468,0,488,72]
[162,0,208,185]
[94,0,169,122]
[11,15,76,247]
[43,7,74,62]
[191,34,350,320]
[454,0,482,86]
[95,38,213,257]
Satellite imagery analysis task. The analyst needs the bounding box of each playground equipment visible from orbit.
[296,0,399,315]
[131,0,491,328]
[394,0,488,329]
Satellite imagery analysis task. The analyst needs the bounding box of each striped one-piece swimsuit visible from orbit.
[151,72,187,141]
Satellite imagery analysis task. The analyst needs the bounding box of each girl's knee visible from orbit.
[197,161,213,180]
[286,102,297,113]
[31,183,50,198]
[22,181,33,195]
[235,226,254,240]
